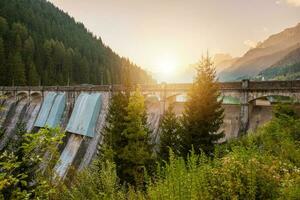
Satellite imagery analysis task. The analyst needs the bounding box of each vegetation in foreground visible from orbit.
[0,126,65,199]
[1,104,299,199]
[57,104,300,200]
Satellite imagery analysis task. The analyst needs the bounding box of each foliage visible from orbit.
[102,88,154,187]
[0,127,65,199]
[56,160,126,200]
[0,0,154,86]
[58,104,300,200]
[101,92,129,180]
[119,88,154,187]
[147,106,300,200]
[158,103,182,162]
[258,62,300,80]
[181,54,224,156]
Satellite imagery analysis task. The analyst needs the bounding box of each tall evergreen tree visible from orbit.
[0,37,6,85]
[27,61,39,85]
[119,88,154,187]
[158,103,181,162]
[181,54,224,156]
[9,52,26,86]
[102,92,129,176]
[0,17,8,36]
[23,36,35,84]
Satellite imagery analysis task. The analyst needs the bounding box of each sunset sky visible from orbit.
[48,0,300,82]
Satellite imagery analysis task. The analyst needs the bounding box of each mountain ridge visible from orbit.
[219,23,300,81]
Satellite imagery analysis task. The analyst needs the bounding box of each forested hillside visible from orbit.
[257,47,300,80]
[0,0,154,86]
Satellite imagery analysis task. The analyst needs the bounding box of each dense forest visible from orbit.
[0,0,154,86]
[258,62,300,80]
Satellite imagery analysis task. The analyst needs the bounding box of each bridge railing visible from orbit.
[1,80,300,92]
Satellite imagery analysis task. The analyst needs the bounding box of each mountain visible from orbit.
[213,54,239,74]
[219,23,300,81]
[257,47,300,80]
[0,0,154,86]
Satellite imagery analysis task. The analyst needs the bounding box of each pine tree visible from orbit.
[0,37,6,85]
[27,61,39,85]
[158,103,181,162]
[9,52,26,86]
[0,17,8,36]
[79,57,89,83]
[23,36,35,84]
[119,88,154,187]
[102,92,129,173]
[181,54,224,156]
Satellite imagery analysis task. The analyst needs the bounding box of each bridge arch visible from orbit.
[2,91,13,98]
[248,92,300,103]
[145,93,160,103]
[30,92,42,101]
[221,95,241,105]
[16,92,28,100]
[166,93,187,103]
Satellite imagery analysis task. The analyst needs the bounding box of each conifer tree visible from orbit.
[119,88,154,186]
[27,61,39,85]
[24,36,35,84]
[0,17,8,36]
[9,52,26,86]
[0,37,6,85]
[102,92,129,174]
[181,54,224,156]
[158,103,181,162]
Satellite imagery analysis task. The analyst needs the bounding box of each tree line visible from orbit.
[0,0,154,86]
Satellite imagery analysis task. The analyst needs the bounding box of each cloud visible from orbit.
[277,0,300,7]
[244,40,257,48]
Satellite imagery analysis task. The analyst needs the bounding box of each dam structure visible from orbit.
[0,80,300,177]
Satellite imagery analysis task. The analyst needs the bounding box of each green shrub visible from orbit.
[0,127,65,199]
[57,160,126,200]
[59,105,300,200]
[146,110,300,200]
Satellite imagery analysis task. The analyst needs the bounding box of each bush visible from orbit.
[146,108,300,200]
[0,127,65,199]
[56,160,126,200]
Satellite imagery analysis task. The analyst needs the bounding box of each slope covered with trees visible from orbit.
[257,47,300,80]
[0,0,154,86]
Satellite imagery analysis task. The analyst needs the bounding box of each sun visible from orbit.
[156,55,178,76]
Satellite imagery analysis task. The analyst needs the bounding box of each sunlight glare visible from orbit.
[156,55,178,76]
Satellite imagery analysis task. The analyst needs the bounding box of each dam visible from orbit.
[0,80,300,178]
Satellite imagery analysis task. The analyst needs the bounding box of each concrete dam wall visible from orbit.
[1,80,300,178]
[0,91,110,179]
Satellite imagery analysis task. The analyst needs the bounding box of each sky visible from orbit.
[48,0,300,82]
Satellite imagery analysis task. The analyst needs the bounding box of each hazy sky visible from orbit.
[48,0,300,81]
